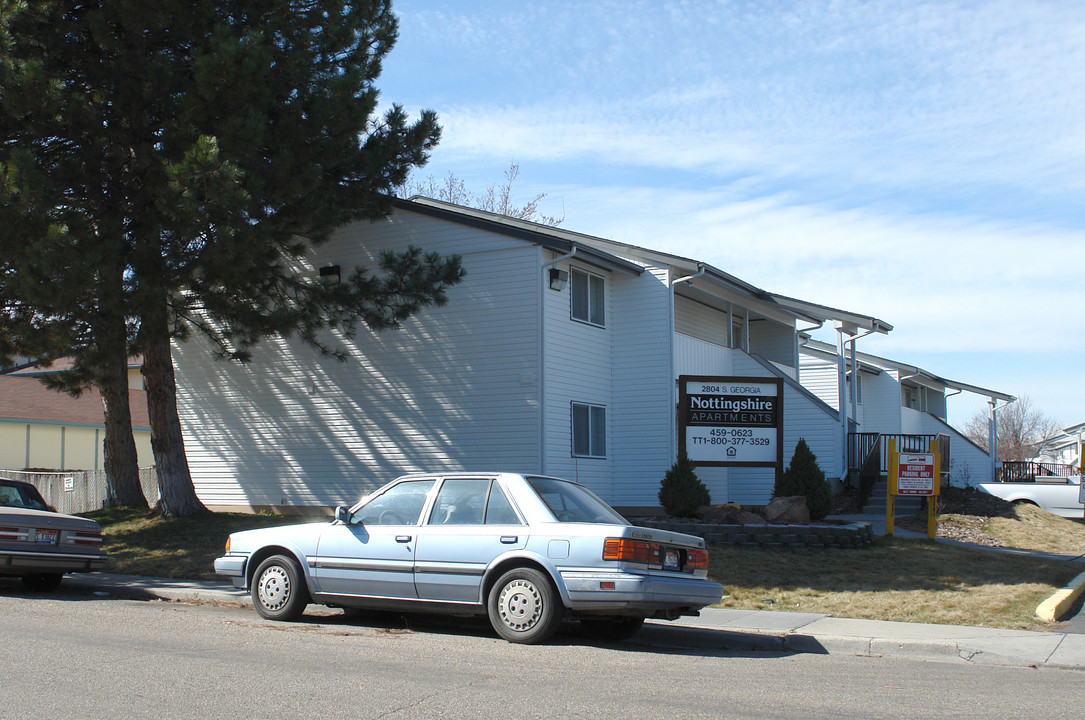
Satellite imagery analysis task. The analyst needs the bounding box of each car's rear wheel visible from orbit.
[487,567,564,644]
[581,615,645,642]
[251,555,309,621]
[21,573,63,592]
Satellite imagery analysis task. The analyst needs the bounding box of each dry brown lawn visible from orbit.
[709,505,1085,632]
[984,503,1085,555]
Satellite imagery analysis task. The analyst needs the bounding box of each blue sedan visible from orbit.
[215,473,723,643]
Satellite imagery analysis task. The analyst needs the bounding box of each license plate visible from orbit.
[34,529,58,544]
[662,550,681,571]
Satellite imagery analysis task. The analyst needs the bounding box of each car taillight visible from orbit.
[67,531,102,546]
[687,548,709,570]
[224,537,231,554]
[604,537,708,571]
[0,526,22,540]
[603,538,660,564]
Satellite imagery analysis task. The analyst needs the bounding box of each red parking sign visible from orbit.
[897,453,935,496]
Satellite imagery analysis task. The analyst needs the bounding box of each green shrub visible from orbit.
[658,452,711,518]
[775,438,831,520]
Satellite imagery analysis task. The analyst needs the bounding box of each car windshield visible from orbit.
[0,482,52,511]
[527,477,627,524]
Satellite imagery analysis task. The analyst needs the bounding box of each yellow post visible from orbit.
[886,438,897,536]
[928,439,941,540]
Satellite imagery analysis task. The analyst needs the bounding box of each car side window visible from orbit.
[428,478,489,525]
[351,480,435,526]
[484,484,521,525]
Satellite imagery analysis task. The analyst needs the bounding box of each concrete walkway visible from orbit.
[58,568,1085,672]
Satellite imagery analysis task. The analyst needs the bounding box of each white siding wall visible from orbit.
[749,320,797,369]
[610,266,676,505]
[674,295,729,347]
[674,333,734,376]
[904,410,994,486]
[732,353,842,504]
[672,335,841,506]
[174,210,543,508]
[541,258,614,499]
[673,333,734,504]
[799,352,839,409]
[860,370,903,434]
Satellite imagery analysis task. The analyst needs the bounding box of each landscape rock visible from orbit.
[764,496,810,524]
[695,505,766,525]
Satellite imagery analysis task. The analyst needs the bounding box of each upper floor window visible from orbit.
[570,268,605,327]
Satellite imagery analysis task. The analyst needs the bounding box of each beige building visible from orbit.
[0,370,152,471]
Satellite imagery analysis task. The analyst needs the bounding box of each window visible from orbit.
[428,478,488,525]
[527,476,627,524]
[572,402,606,458]
[483,484,521,525]
[570,268,604,326]
[350,479,435,526]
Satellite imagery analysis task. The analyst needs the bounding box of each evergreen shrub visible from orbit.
[658,452,711,518]
[775,438,831,520]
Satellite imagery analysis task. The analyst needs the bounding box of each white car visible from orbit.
[978,475,1084,519]
[215,472,724,643]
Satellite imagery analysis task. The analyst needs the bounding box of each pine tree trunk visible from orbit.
[99,355,147,508]
[142,311,206,518]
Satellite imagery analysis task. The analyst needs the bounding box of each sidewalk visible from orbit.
[62,569,1085,672]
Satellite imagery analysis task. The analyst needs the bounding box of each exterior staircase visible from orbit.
[861,475,923,517]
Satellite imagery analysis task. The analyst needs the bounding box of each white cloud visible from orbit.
[383,0,1085,424]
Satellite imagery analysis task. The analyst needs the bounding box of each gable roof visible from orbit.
[0,376,150,430]
[397,196,890,333]
[800,337,1014,402]
[394,197,645,276]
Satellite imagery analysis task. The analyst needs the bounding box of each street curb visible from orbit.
[1037,568,1085,622]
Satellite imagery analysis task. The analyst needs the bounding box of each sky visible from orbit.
[375,0,1085,430]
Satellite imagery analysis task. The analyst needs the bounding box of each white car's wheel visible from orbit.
[251,555,309,621]
[487,567,563,644]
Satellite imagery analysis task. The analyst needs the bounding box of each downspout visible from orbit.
[837,323,882,481]
[539,247,578,474]
[795,321,823,380]
[670,265,705,460]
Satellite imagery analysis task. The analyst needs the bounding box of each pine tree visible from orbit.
[658,452,711,518]
[775,439,831,520]
[1,0,462,515]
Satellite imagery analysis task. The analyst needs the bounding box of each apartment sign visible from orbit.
[679,376,783,468]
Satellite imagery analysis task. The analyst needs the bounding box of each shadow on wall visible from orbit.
[172,245,544,510]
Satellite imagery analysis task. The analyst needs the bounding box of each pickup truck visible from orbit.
[978,475,1084,519]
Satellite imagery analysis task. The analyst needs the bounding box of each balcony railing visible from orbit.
[848,433,950,507]
[995,461,1078,483]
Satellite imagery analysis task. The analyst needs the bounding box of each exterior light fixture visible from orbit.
[319,264,341,285]
[548,268,568,291]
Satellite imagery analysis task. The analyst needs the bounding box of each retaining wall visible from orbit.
[637,519,874,548]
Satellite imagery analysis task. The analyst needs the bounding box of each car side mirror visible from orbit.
[334,506,352,524]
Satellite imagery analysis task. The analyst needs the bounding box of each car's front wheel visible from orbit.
[21,573,63,592]
[487,567,564,644]
[251,555,310,621]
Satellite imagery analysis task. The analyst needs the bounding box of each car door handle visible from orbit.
[500,536,518,544]
[396,535,412,543]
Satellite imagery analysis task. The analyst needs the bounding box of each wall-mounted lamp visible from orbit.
[319,264,341,285]
[548,268,568,291]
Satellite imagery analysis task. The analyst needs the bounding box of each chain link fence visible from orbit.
[0,468,159,514]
